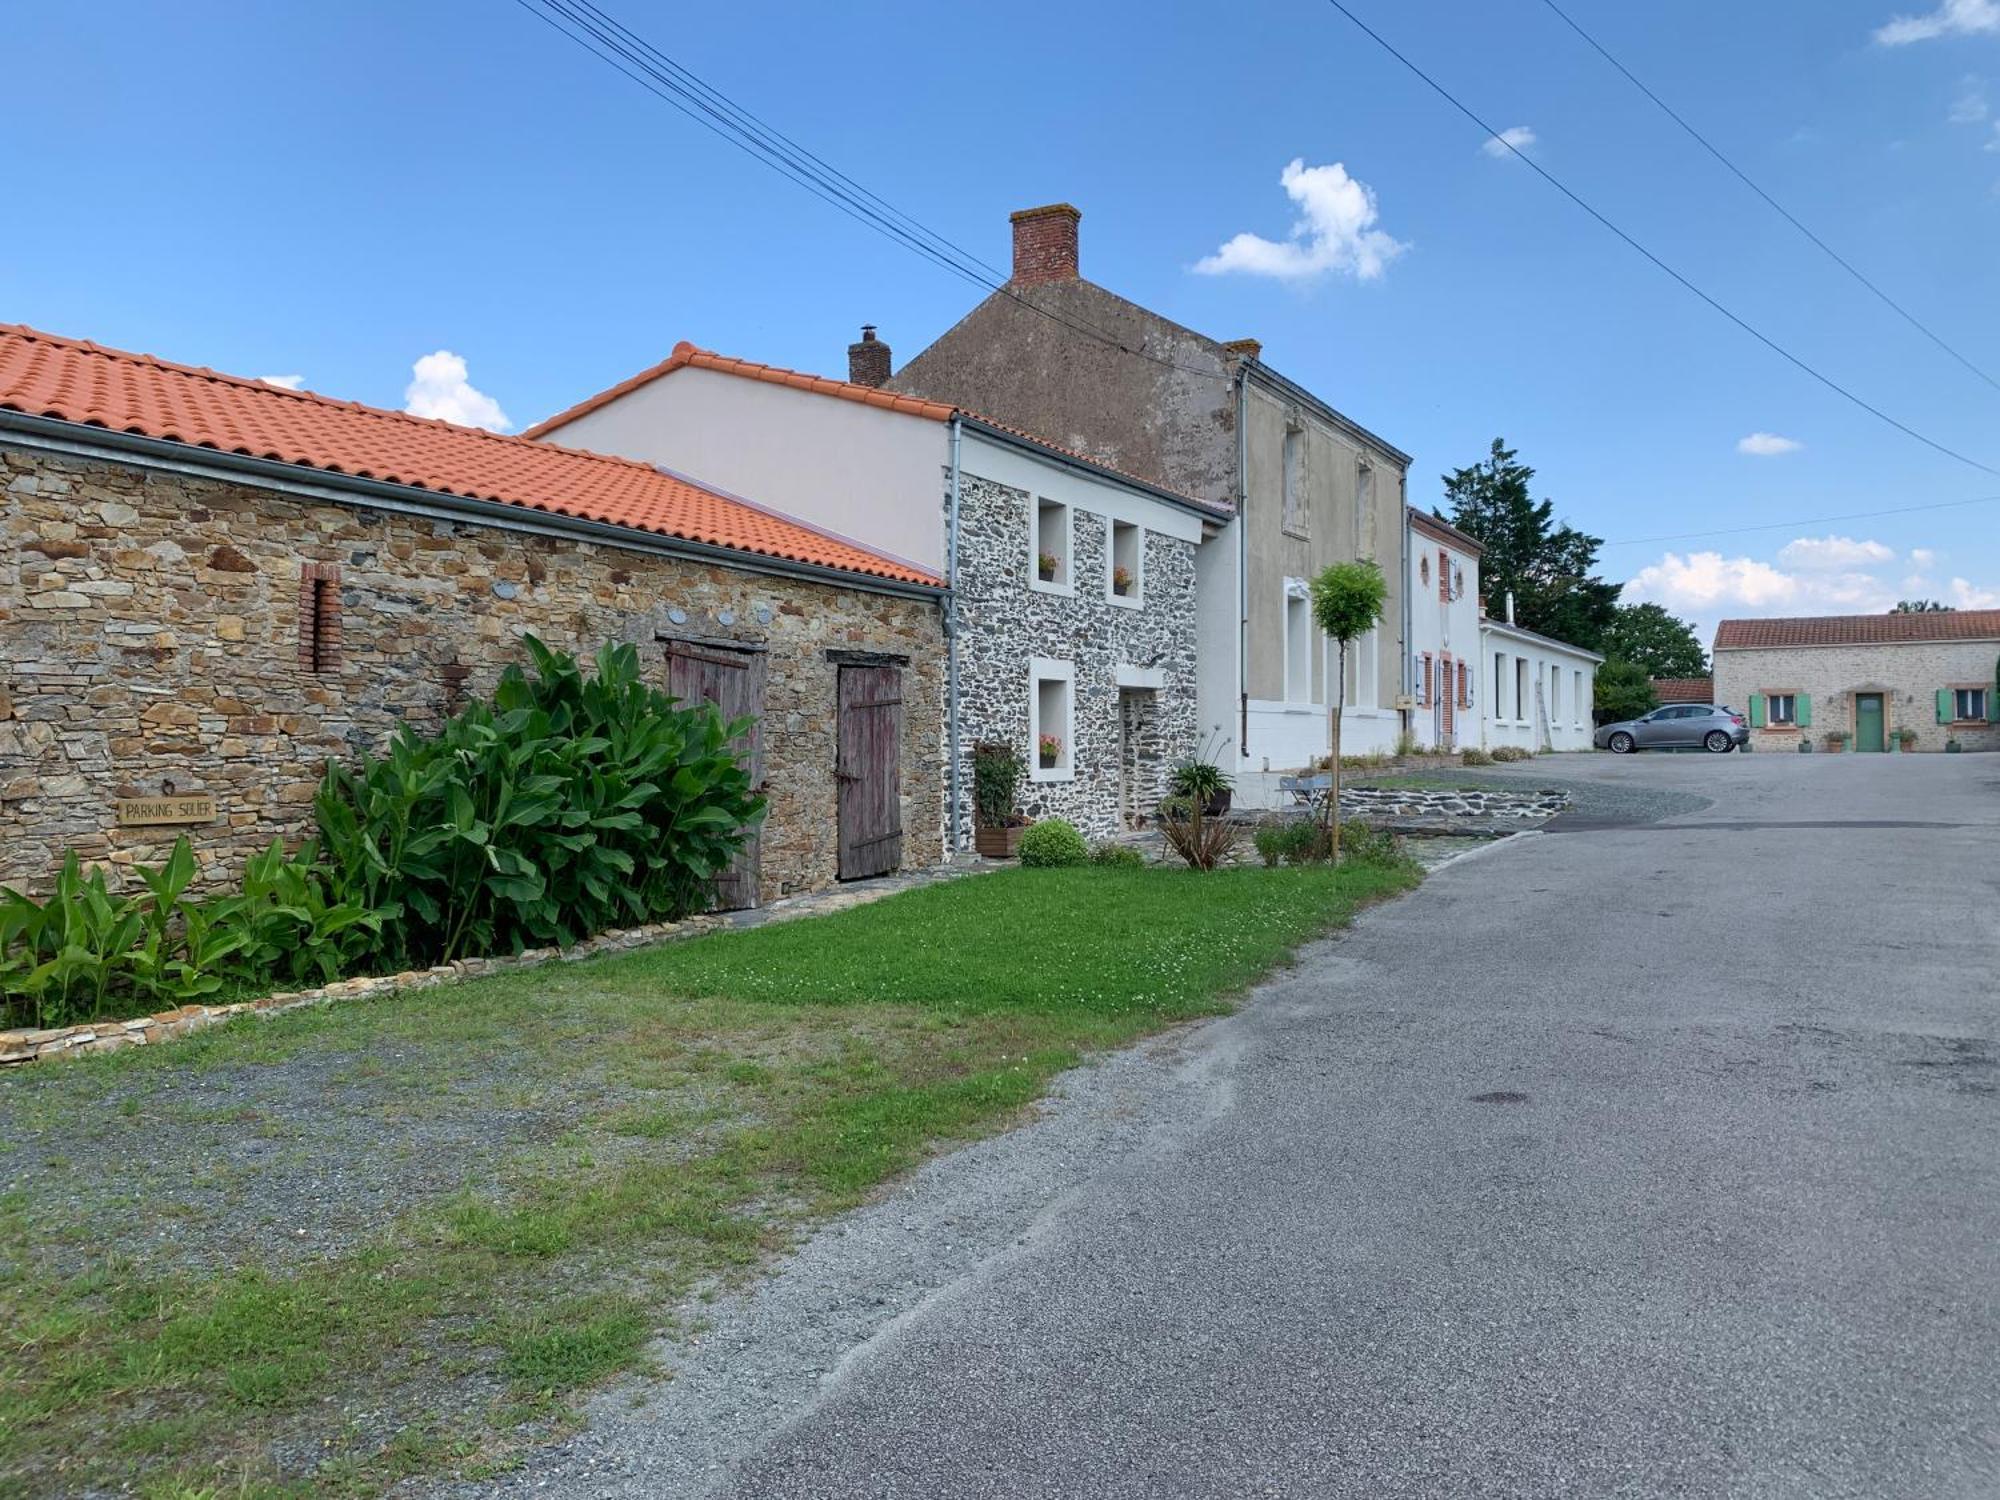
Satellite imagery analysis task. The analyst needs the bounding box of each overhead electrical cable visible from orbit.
[1537,0,2000,399]
[1602,491,2000,548]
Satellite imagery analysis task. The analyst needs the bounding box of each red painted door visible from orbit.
[837,664,904,880]
[667,643,765,910]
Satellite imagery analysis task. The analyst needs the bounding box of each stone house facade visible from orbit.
[0,324,946,904]
[521,343,1220,841]
[1713,612,2000,753]
[884,203,1415,804]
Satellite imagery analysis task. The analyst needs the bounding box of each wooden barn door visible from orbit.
[667,642,765,910]
[836,664,904,880]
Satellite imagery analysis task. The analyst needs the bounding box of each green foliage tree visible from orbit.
[1594,658,1658,723]
[1601,603,1708,679]
[1310,560,1389,860]
[1892,599,1954,613]
[1440,439,1621,650]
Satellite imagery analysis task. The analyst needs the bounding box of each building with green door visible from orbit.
[1714,611,2000,753]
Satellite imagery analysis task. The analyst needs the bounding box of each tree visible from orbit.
[1892,599,1954,613]
[1310,560,1389,862]
[1594,659,1657,723]
[1601,603,1708,679]
[1440,439,1621,651]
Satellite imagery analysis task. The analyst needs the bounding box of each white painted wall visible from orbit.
[1407,527,1483,749]
[1479,621,1599,752]
[535,366,949,573]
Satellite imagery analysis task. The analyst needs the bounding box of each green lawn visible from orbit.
[0,861,1418,1498]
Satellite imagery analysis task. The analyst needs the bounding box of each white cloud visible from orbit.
[1950,576,2000,607]
[1778,535,1897,570]
[1910,547,1939,568]
[1950,76,1990,123]
[1481,126,1537,158]
[403,351,510,431]
[1875,0,2000,44]
[1624,550,1896,641]
[1737,431,1803,456]
[259,374,306,391]
[1194,159,1408,282]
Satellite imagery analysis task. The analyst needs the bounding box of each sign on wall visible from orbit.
[115,795,218,827]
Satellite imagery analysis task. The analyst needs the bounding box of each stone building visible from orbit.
[882,203,1415,803]
[522,343,1221,840]
[1713,611,2000,752]
[0,323,947,904]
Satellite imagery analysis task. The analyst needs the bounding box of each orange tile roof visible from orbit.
[1715,611,2000,650]
[1651,677,1714,703]
[0,323,940,589]
[525,342,1231,519]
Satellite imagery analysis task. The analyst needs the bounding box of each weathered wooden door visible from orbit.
[836,664,903,880]
[667,643,765,909]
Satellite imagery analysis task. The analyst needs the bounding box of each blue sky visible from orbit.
[9,0,1999,643]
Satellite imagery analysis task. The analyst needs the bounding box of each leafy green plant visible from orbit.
[1157,796,1238,872]
[1169,758,1233,808]
[1089,842,1144,869]
[1252,822,1287,868]
[1310,560,1389,859]
[1337,821,1404,867]
[1019,819,1088,868]
[971,741,1025,830]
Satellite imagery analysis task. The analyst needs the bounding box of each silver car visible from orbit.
[1595,703,1748,754]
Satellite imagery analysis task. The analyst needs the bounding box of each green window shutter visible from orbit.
[1748,694,1766,728]
[1937,689,1952,725]
[1796,694,1811,728]
[1988,690,1998,725]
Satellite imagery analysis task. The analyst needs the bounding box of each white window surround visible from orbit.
[1029,656,1076,783]
[1573,669,1584,728]
[1029,496,1074,597]
[1106,518,1143,609]
[1282,578,1313,705]
[1116,664,1165,690]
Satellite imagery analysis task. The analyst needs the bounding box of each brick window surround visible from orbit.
[297,562,342,673]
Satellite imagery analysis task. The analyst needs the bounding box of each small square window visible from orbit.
[1032,498,1072,592]
[1954,687,1987,722]
[1030,658,1075,781]
[1767,693,1797,725]
[1108,519,1142,606]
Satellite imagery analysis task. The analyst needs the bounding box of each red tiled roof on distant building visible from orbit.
[1715,611,2000,650]
[1652,677,1714,703]
[0,323,940,589]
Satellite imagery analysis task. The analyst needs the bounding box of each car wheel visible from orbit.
[1608,731,1635,754]
[1704,730,1732,753]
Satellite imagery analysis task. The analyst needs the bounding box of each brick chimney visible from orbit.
[1010,203,1081,286]
[847,325,890,388]
[1221,337,1262,364]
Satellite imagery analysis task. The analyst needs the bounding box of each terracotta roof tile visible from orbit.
[1651,677,1714,702]
[1714,611,2000,650]
[0,323,939,589]
[525,342,1231,520]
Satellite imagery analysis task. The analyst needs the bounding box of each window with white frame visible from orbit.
[1282,418,1308,538]
[1493,653,1506,718]
[1108,518,1142,606]
[1767,692,1798,726]
[1549,663,1560,720]
[1032,497,1071,592]
[1515,658,1529,721]
[1029,658,1075,781]
[1342,626,1377,708]
[1284,582,1312,702]
[1573,669,1584,726]
[1953,686,1988,722]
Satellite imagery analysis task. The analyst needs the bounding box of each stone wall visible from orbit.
[1716,641,2000,753]
[952,472,1198,840]
[0,444,946,901]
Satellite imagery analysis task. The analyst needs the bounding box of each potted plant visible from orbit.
[1895,727,1918,752]
[1038,732,1062,770]
[1797,737,1812,753]
[971,741,1029,858]
[1823,729,1849,753]
[1947,736,1963,754]
[1111,564,1134,597]
[1037,550,1059,584]
[1170,756,1233,818]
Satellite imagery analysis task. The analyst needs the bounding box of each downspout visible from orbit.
[1400,490,1413,740]
[1235,363,1250,761]
[946,416,964,853]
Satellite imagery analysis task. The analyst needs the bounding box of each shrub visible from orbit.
[316,637,764,967]
[1282,821,1333,865]
[1394,730,1421,759]
[1490,746,1533,763]
[1252,822,1287,868]
[1338,821,1403,866]
[1089,842,1145,869]
[1157,797,1239,872]
[1460,747,1494,766]
[1020,819,1088,867]
[971,741,1025,830]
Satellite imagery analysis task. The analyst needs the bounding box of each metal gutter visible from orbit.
[0,413,947,602]
[1235,363,1250,758]
[945,417,964,853]
[1478,615,1607,663]
[1242,360,1413,468]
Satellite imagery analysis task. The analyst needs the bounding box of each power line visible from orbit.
[1318,0,2000,481]
[1602,491,2000,548]
[1537,0,2000,399]
[511,0,1229,383]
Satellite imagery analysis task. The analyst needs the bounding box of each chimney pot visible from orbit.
[847,324,891,387]
[1221,337,1262,364]
[1009,203,1081,287]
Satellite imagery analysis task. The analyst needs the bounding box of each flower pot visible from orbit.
[1798,739,1812,753]
[1037,566,1055,584]
[974,824,1024,859]
[1204,789,1233,818]
[1039,753,1057,770]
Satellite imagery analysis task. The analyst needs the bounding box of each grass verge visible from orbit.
[0,861,1418,1497]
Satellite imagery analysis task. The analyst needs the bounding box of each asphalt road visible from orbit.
[461,754,2000,1499]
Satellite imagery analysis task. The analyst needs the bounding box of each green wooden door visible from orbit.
[1855,693,1885,752]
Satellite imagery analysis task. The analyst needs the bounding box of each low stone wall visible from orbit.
[0,913,728,1067]
[1335,786,1570,821]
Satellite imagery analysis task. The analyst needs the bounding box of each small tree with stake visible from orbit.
[1310,560,1389,862]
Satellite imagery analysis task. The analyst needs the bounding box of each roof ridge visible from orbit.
[0,321,688,483]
